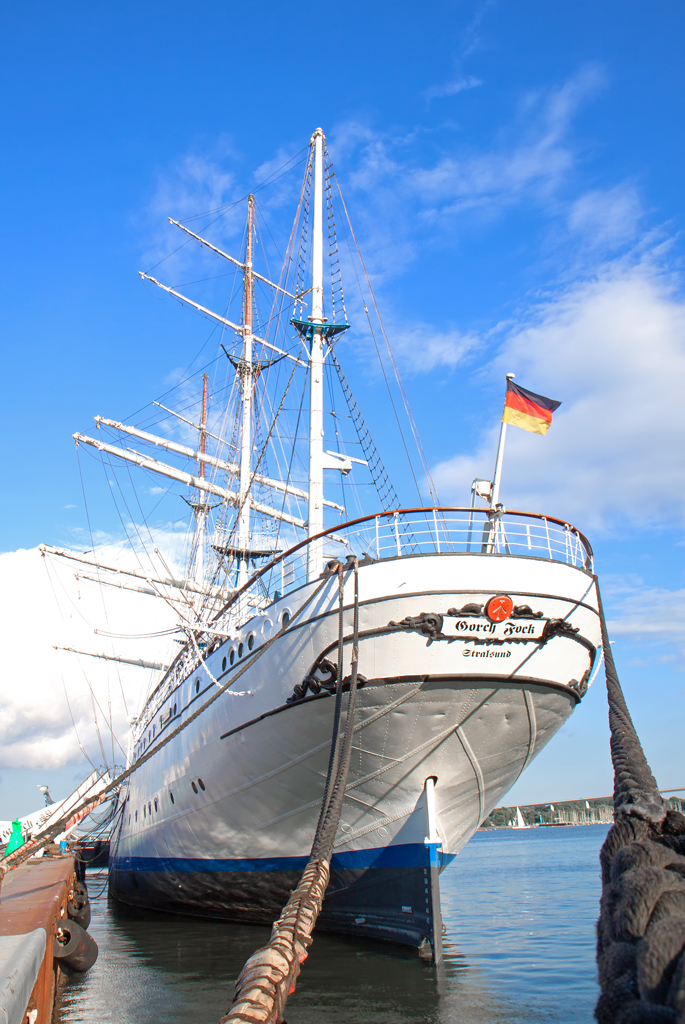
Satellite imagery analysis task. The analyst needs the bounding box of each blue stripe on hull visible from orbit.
[108,843,455,948]
[111,843,455,874]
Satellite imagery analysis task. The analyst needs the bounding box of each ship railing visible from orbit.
[134,508,592,736]
[257,507,593,603]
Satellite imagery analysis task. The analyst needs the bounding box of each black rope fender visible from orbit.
[595,577,685,1023]
[220,559,361,1024]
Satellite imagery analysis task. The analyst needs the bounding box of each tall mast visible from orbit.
[307,128,325,581]
[237,195,255,589]
[199,373,208,480]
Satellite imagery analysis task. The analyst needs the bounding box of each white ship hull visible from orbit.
[109,546,601,946]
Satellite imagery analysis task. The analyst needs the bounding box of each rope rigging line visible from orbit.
[60,674,99,773]
[192,152,314,581]
[0,568,336,882]
[96,450,217,632]
[43,554,128,764]
[329,162,441,506]
[220,558,361,1024]
[144,147,309,275]
[328,346,401,513]
[594,576,685,1024]
[271,365,309,560]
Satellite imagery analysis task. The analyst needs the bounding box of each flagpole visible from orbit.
[491,373,515,508]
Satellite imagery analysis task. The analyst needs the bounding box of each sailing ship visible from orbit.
[46,128,602,959]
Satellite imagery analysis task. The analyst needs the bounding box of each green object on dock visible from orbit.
[5,819,24,855]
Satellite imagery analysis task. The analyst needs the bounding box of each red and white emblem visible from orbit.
[485,595,514,622]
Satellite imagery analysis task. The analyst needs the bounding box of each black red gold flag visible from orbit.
[502,380,561,435]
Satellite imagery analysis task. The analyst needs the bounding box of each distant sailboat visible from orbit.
[513,806,529,829]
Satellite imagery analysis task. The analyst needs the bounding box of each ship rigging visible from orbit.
[43,127,602,957]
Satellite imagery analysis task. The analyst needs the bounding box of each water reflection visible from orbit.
[56,825,608,1024]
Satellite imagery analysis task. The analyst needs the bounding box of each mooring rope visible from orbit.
[594,576,685,1023]
[219,558,361,1024]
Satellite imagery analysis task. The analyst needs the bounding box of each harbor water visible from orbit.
[55,824,609,1023]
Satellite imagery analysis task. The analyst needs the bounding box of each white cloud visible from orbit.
[412,66,605,215]
[568,184,643,251]
[423,76,483,102]
[600,576,685,669]
[333,65,604,228]
[432,254,685,529]
[140,143,245,278]
[0,545,181,770]
[386,323,480,374]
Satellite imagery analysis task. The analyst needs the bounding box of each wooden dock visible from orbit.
[0,852,96,1024]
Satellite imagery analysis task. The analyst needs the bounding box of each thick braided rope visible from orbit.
[219,560,361,1024]
[219,859,330,1024]
[595,578,685,1024]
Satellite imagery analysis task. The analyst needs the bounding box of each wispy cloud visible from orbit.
[323,65,609,332]
[423,76,483,102]
[380,322,480,375]
[602,576,685,668]
[411,65,606,215]
[332,65,604,216]
[139,140,244,277]
[568,184,643,252]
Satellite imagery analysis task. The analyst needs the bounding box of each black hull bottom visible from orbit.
[109,847,446,948]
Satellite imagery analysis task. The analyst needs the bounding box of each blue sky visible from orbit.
[1,0,684,817]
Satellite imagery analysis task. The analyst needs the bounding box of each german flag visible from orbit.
[502,380,561,435]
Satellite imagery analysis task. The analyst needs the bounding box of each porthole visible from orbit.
[152,725,156,737]
[222,656,227,672]
[281,610,290,627]
[143,806,146,818]
[128,815,131,825]
[169,791,175,804]
[135,810,138,822]
[247,634,255,651]
[229,649,235,665]
[238,642,244,658]
[198,778,206,791]
[195,679,200,694]
[191,781,198,794]
[173,703,177,715]
[148,802,152,815]
[154,798,158,812]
